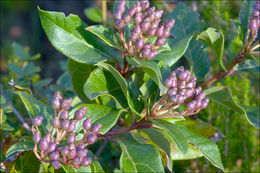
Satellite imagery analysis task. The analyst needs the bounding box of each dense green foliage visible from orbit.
[1,0,259,172]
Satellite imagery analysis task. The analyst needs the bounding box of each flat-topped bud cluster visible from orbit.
[114,0,175,60]
[32,92,102,169]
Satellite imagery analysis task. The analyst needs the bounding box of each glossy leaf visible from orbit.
[86,25,121,49]
[15,91,54,133]
[128,57,165,95]
[84,68,128,108]
[171,143,203,160]
[68,59,95,102]
[84,7,102,23]
[70,104,124,134]
[151,119,188,154]
[118,137,165,173]
[13,151,40,173]
[197,27,226,71]
[38,8,108,64]
[154,2,202,66]
[206,86,260,129]
[6,141,34,158]
[177,124,224,171]
[96,62,143,116]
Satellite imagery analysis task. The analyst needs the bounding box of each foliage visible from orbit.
[1,0,259,172]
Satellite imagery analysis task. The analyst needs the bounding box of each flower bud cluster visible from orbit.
[114,0,175,60]
[31,92,102,169]
[152,67,209,118]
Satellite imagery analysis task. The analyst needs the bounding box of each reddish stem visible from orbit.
[200,52,246,88]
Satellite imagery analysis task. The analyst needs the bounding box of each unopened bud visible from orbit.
[87,133,97,144]
[67,133,76,144]
[33,115,43,126]
[82,157,92,167]
[52,160,62,170]
[83,118,92,130]
[74,106,87,120]
[33,131,41,144]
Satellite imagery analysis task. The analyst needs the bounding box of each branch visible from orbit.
[200,52,246,88]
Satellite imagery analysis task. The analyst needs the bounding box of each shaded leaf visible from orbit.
[12,42,30,60]
[239,0,255,42]
[68,59,95,103]
[184,39,210,81]
[151,119,188,154]
[14,151,40,173]
[155,2,202,66]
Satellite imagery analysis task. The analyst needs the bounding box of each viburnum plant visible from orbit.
[5,0,259,172]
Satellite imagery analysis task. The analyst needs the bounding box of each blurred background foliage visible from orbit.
[0,0,259,172]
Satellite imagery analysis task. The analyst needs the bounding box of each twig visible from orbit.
[200,52,246,88]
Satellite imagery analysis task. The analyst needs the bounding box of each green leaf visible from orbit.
[84,7,102,23]
[241,106,260,129]
[12,42,30,60]
[14,151,40,173]
[68,59,95,103]
[177,124,224,171]
[96,62,143,116]
[128,57,165,95]
[86,25,121,50]
[245,52,260,64]
[231,19,243,41]
[184,40,210,81]
[0,123,15,131]
[139,128,171,158]
[70,104,124,134]
[154,2,202,66]
[182,118,218,139]
[206,86,260,129]
[118,137,165,173]
[151,119,188,154]
[171,143,203,160]
[6,141,34,158]
[84,68,127,108]
[154,36,193,67]
[196,27,226,71]
[0,150,6,162]
[239,0,255,42]
[234,59,260,72]
[15,91,54,133]
[38,7,108,64]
